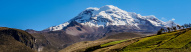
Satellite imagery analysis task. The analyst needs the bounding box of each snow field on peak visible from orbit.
[47,5,174,31]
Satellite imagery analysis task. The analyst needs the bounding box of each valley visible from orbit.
[0,4,190,52]
[60,28,191,52]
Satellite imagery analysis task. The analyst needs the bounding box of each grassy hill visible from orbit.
[0,27,35,52]
[59,32,144,52]
[60,28,191,52]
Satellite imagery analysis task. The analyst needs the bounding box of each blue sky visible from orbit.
[0,0,191,31]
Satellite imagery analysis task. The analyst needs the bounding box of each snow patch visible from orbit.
[47,5,175,31]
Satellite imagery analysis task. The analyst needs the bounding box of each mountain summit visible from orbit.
[25,5,179,51]
[46,5,172,31]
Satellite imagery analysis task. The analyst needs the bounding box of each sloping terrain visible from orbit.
[26,29,81,52]
[0,27,35,52]
[100,32,150,40]
[61,28,191,52]
[59,32,144,52]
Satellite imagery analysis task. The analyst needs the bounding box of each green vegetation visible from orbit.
[60,23,191,52]
[121,31,179,52]
[59,39,118,52]
[101,40,127,47]
[120,28,191,52]
[65,28,191,52]
[158,30,191,48]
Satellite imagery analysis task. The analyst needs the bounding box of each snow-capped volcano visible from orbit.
[47,5,173,31]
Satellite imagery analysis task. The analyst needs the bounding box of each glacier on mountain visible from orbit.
[48,5,176,31]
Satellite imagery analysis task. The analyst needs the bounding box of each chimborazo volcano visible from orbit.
[43,5,176,39]
[26,5,177,52]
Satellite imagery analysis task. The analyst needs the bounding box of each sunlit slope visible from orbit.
[59,28,191,52]
[61,28,191,52]
[121,28,191,52]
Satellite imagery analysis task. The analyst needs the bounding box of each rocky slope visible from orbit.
[0,27,35,52]
[26,29,81,52]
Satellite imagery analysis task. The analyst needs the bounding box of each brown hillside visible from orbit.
[0,27,35,52]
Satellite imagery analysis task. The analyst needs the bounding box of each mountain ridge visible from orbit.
[0,27,35,52]
[45,5,175,31]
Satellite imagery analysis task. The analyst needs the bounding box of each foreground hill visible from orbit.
[0,27,35,52]
[60,28,191,52]
[26,29,81,52]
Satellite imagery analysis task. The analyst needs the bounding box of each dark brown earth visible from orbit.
[0,27,35,52]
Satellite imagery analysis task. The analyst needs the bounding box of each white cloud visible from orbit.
[171,18,175,21]
[161,17,167,21]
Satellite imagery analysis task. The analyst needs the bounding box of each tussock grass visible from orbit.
[59,39,118,52]
[93,38,141,52]
[158,30,191,48]
[101,40,127,47]
[120,29,191,52]
[121,31,179,52]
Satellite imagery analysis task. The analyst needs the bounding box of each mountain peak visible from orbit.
[46,5,175,31]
